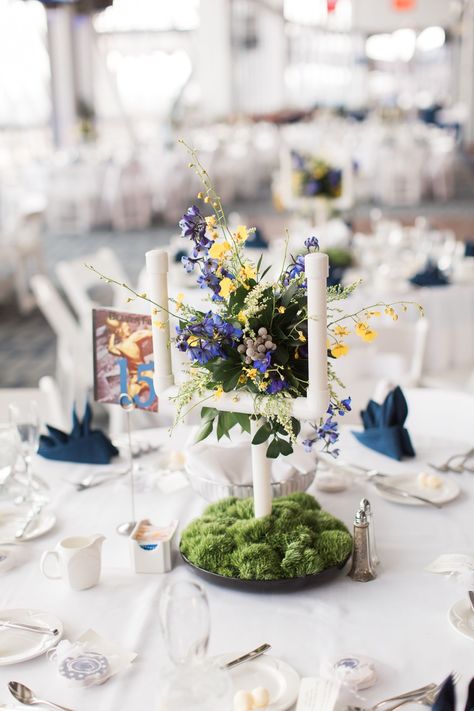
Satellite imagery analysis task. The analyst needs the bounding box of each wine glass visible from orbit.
[159,580,210,666]
[0,424,20,488]
[9,402,40,504]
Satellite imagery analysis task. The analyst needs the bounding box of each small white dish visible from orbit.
[448,598,474,640]
[0,608,63,665]
[219,653,299,711]
[0,506,56,542]
[374,474,460,506]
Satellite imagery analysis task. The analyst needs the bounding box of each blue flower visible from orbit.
[339,397,352,415]
[304,236,319,251]
[179,205,213,251]
[303,409,340,455]
[175,311,242,365]
[254,351,271,373]
[283,254,305,286]
[267,377,287,394]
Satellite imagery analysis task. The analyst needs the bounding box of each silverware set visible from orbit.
[429,448,474,474]
[347,672,461,711]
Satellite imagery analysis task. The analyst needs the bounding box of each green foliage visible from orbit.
[180,492,352,580]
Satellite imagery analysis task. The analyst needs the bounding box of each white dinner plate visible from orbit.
[374,474,460,506]
[0,506,56,542]
[448,599,474,640]
[0,609,63,665]
[219,653,300,711]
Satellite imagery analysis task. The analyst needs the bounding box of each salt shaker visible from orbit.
[348,509,376,582]
[360,498,379,566]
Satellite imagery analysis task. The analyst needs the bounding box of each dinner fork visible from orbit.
[347,672,460,711]
[429,449,474,473]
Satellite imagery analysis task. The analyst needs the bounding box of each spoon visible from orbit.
[116,521,136,536]
[8,681,75,711]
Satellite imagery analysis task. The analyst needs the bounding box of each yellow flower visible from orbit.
[152,307,159,316]
[209,241,231,260]
[238,373,247,384]
[237,310,247,324]
[210,230,219,241]
[204,196,210,204]
[278,306,286,314]
[361,328,377,342]
[197,192,204,200]
[331,342,349,358]
[153,320,166,330]
[298,331,306,343]
[234,225,249,242]
[258,381,268,391]
[205,215,217,228]
[175,292,184,311]
[239,264,256,282]
[246,368,257,380]
[187,334,200,347]
[355,321,368,337]
[366,310,381,318]
[334,325,350,336]
[214,386,224,399]
[219,277,236,298]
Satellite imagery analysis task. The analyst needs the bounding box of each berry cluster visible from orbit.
[237,327,277,365]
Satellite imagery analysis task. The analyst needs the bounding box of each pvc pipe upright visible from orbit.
[250,419,273,519]
[305,252,329,413]
[145,249,174,395]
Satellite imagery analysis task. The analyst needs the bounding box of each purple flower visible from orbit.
[284,254,305,286]
[254,351,272,373]
[302,409,340,455]
[304,236,319,251]
[179,206,213,252]
[266,377,287,394]
[339,397,352,415]
[175,311,242,365]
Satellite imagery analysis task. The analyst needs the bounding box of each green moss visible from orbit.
[180,493,352,580]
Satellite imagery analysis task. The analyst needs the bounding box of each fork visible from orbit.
[429,449,474,473]
[347,673,460,711]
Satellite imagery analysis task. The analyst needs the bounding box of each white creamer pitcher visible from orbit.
[40,534,105,590]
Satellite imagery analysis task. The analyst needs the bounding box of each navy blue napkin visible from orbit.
[353,386,415,461]
[432,676,455,711]
[465,241,474,258]
[409,261,449,287]
[246,227,268,249]
[38,403,119,465]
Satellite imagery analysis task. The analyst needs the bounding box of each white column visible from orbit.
[250,419,273,519]
[459,1,474,147]
[197,0,233,119]
[72,14,95,113]
[146,250,175,395]
[46,6,77,148]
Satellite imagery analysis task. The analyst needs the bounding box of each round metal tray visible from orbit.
[180,549,350,593]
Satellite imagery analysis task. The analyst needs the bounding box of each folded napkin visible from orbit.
[465,241,474,258]
[353,386,415,461]
[245,226,268,249]
[409,261,449,287]
[186,438,315,485]
[432,676,455,711]
[38,404,119,465]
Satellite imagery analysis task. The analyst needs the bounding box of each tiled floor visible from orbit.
[1,195,474,388]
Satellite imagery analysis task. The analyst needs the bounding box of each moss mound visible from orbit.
[180,492,352,580]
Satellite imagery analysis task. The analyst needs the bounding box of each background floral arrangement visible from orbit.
[290,149,343,199]
[90,141,422,460]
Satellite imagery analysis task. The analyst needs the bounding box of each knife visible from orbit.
[374,481,443,509]
[0,620,59,636]
[222,643,271,670]
[469,591,474,614]
[15,504,43,540]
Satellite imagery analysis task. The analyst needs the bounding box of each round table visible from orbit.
[0,424,472,710]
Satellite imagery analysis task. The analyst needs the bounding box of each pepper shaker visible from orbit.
[348,509,376,582]
[360,498,379,566]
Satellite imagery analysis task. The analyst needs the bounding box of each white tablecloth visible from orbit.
[1,424,473,711]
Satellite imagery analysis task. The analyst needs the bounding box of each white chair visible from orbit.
[110,158,153,231]
[46,161,97,235]
[30,274,92,414]
[0,376,67,431]
[404,388,474,443]
[55,247,130,335]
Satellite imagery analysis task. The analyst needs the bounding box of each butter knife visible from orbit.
[0,620,59,636]
[222,643,271,670]
[468,591,474,613]
[374,482,443,509]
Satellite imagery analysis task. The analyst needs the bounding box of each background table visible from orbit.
[0,424,473,711]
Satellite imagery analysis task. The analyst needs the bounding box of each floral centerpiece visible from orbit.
[89,142,422,585]
[290,150,343,199]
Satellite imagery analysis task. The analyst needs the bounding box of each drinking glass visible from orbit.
[159,580,210,666]
[0,423,20,487]
[9,402,40,504]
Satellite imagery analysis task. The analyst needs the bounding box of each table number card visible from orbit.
[92,308,158,412]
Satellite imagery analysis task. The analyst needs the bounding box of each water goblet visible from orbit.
[9,402,40,504]
[0,423,20,488]
[159,580,210,666]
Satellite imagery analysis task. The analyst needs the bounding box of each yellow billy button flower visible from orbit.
[334,325,350,336]
[209,241,231,260]
[278,306,286,314]
[218,277,236,298]
[298,331,306,343]
[331,342,349,358]
[355,321,368,337]
[361,328,377,342]
[234,225,249,242]
[214,386,224,399]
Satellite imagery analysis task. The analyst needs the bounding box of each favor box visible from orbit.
[129,519,178,574]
